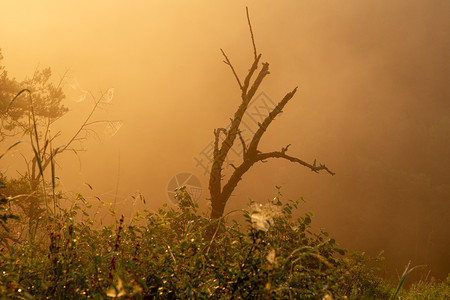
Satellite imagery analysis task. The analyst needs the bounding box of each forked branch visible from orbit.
[208,8,334,219]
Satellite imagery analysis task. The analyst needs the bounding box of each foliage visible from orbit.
[0,49,67,141]
[0,49,69,242]
[0,55,116,246]
[1,186,446,299]
[0,182,20,239]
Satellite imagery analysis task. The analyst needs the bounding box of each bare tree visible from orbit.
[209,8,335,219]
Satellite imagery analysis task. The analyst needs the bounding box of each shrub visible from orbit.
[0,186,448,299]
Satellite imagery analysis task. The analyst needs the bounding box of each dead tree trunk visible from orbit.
[209,8,335,219]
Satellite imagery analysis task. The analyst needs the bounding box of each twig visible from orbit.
[237,130,247,158]
[220,49,243,89]
[60,93,103,153]
[246,7,257,60]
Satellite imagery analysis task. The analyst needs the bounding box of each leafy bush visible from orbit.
[0,186,449,299]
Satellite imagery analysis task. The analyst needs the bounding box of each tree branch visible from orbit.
[247,87,297,156]
[246,62,270,101]
[213,128,227,159]
[246,7,257,60]
[242,54,261,96]
[209,8,336,219]
[281,144,291,154]
[220,49,242,89]
[255,149,335,175]
[237,129,247,159]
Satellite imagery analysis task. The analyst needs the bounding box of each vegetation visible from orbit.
[0,49,67,142]
[0,186,448,299]
[0,48,117,245]
[0,10,448,299]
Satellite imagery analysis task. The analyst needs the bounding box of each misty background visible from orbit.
[1,1,449,280]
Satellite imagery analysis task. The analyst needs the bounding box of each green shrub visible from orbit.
[0,187,447,299]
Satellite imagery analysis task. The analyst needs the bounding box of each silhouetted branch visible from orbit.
[247,87,297,155]
[242,54,262,96]
[281,144,291,154]
[256,150,335,175]
[237,130,247,158]
[213,128,227,159]
[246,7,257,60]
[220,49,242,89]
[246,62,270,102]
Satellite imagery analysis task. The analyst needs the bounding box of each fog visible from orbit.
[1,1,449,280]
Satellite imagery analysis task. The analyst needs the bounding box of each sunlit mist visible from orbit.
[1,0,449,282]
